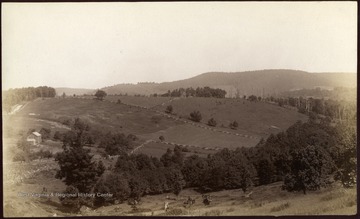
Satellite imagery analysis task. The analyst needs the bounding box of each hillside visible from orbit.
[55,87,95,96]
[3,96,355,217]
[13,96,307,157]
[101,70,356,97]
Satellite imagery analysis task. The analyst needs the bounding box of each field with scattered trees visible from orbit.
[2,86,357,216]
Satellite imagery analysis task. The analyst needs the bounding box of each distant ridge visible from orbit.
[101,69,356,97]
[55,87,95,96]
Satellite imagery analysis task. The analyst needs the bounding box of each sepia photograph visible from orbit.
[2,2,357,217]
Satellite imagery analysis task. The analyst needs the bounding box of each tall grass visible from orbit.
[202,209,223,216]
[270,202,290,212]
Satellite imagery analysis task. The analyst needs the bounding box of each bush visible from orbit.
[95,90,107,100]
[59,186,81,213]
[40,128,51,139]
[53,131,62,141]
[151,115,162,124]
[229,121,238,130]
[189,110,202,122]
[248,95,257,102]
[13,152,26,162]
[207,118,217,127]
[37,150,53,159]
[165,105,173,114]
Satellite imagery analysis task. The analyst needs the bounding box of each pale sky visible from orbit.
[2,2,357,90]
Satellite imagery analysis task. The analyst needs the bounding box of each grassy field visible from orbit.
[15,98,180,136]
[152,97,307,135]
[6,96,308,158]
[104,95,173,108]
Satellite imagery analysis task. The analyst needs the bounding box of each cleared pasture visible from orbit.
[10,96,309,161]
[153,97,307,136]
[15,98,181,136]
[105,95,173,108]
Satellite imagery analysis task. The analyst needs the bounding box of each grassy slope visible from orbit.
[105,95,173,108]
[12,97,307,158]
[3,97,355,216]
[153,97,307,135]
[16,98,180,136]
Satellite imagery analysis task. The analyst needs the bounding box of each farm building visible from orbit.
[26,132,42,145]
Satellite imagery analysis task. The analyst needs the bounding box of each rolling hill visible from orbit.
[55,87,95,96]
[101,69,356,97]
[12,96,307,158]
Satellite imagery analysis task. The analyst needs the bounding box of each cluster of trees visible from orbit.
[161,87,226,98]
[281,87,356,101]
[271,97,356,121]
[3,86,56,112]
[245,93,356,122]
[55,112,356,212]
[254,118,356,192]
[95,90,107,100]
[52,118,137,156]
[99,132,137,155]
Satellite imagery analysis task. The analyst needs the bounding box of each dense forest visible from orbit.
[52,113,355,212]
[3,86,56,112]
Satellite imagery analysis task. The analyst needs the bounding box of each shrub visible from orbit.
[207,118,217,127]
[38,150,53,159]
[151,115,162,124]
[40,128,51,139]
[165,105,173,114]
[189,110,202,122]
[59,186,81,213]
[13,152,26,162]
[53,131,62,141]
[229,121,238,130]
[95,90,107,100]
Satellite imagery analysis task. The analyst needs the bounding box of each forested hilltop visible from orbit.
[101,70,356,96]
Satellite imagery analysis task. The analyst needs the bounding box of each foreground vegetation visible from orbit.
[52,114,356,212]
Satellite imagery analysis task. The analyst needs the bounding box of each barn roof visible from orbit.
[32,132,41,137]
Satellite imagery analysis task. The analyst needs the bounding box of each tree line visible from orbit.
[246,94,356,122]
[3,86,56,112]
[159,87,226,98]
[54,114,356,212]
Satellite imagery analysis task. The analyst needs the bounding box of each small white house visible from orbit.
[26,132,42,145]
